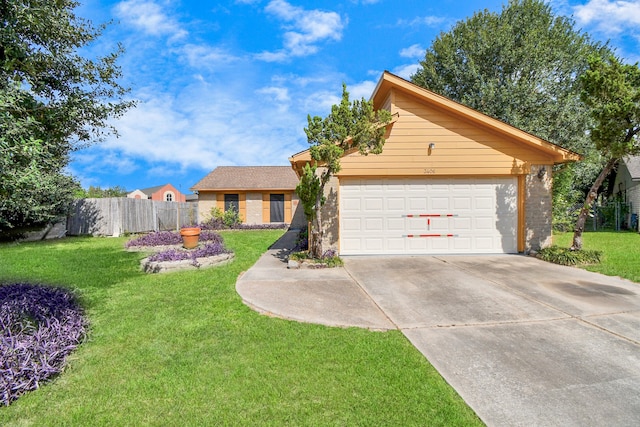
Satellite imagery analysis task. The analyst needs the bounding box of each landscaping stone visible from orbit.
[141,253,234,273]
[287,258,334,269]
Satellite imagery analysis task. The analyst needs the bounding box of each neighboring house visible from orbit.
[127,183,187,202]
[612,156,640,231]
[191,166,303,226]
[290,71,581,256]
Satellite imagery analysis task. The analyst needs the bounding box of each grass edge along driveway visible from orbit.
[553,231,640,283]
[0,230,482,426]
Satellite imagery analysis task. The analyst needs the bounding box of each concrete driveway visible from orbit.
[237,232,640,426]
[343,255,640,427]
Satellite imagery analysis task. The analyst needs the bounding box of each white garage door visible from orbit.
[339,177,518,255]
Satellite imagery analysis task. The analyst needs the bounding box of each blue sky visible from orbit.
[69,0,640,194]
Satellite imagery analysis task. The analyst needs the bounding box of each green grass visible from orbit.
[0,231,482,426]
[553,231,640,283]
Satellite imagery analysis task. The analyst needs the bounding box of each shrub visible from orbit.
[1,283,87,406]
[288,247,343,268]
[537,245,602,266]
[207,207,242,228]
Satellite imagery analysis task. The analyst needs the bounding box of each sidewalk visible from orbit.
[236,230,395,330]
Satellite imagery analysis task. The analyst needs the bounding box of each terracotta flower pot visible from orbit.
[180,227,201,249]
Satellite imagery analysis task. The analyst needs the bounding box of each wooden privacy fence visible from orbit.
[66,198,199,236]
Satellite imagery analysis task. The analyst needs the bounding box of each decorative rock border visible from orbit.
[287,259,334,269]
[141,253,235,273]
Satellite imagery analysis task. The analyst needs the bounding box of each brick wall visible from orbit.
[525,164,553,252]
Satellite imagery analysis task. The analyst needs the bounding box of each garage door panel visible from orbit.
[341,238,361,252]
[454,237,472,250]
[475,217,494,230]
[475,196,493,210]
[365,198,383,211]
[365,217,383,231]
[408,197,427,210]
[453,217,472,230]
[387,218,405,231]
[340,177,517,255]
[453,197,472,210]
[431,238,451,250]
[386,197,405,211]
[342,217,361,231]
[475,237,494,250]
[387,238,405,250]
[431,197,450,210]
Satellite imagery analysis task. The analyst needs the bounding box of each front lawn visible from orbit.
[0,231,481,426]
[553,231,640,283]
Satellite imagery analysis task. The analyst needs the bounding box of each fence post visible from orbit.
[152,202,158,232]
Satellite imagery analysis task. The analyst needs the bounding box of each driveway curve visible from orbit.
[236,231,640,426]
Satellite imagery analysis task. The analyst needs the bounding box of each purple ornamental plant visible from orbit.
[1,283,87,406]
[148,242,230,267]
[126,230,224,248]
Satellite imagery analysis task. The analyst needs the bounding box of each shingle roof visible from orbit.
[191,166,299,191]
[138,184,168,195]
[624,156,640,180]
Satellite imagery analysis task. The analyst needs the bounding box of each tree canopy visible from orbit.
[297,84,392,258]
[410,0,612,227]
[0,0,134,234]
[75,185,129,199]
[571,55,640,250]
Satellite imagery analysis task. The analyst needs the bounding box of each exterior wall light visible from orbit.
[537,166,547,180]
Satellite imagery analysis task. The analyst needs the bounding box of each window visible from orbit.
[224,194,239,213]
[165,192,174,202]
[270,194,285,223]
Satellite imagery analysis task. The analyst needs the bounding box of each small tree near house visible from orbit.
[571,55,640,250]
[296,84,393,258]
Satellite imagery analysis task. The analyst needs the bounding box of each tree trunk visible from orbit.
[571,158,618,250]
[310,194,324,259]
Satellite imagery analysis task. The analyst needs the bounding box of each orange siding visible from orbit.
[262,194,270,223]
[285,193,292,223]
[337,90,554,178]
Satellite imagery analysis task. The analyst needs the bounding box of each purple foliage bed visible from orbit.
[147,241,230,265]
[1,283,87,406]
[125,230,224,248]
[199,219,288,231]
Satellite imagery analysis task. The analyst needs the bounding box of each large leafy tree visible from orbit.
[411,0,612,226]
[297,84,392,258]
[571,55,640,250]
[0,0,134,234]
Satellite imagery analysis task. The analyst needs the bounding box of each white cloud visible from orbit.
[179,44,240,69]
[259,0,344,61]
[89,78,310,179]
[348,80,377,101]
[573,0,640,34]
[257,86,290,103]
[397,15,446,27]
[114,0,187,39]
[392,63,421,80]
[399,44,425,59]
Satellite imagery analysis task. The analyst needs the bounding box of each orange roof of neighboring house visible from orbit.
[191,166,299,191]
